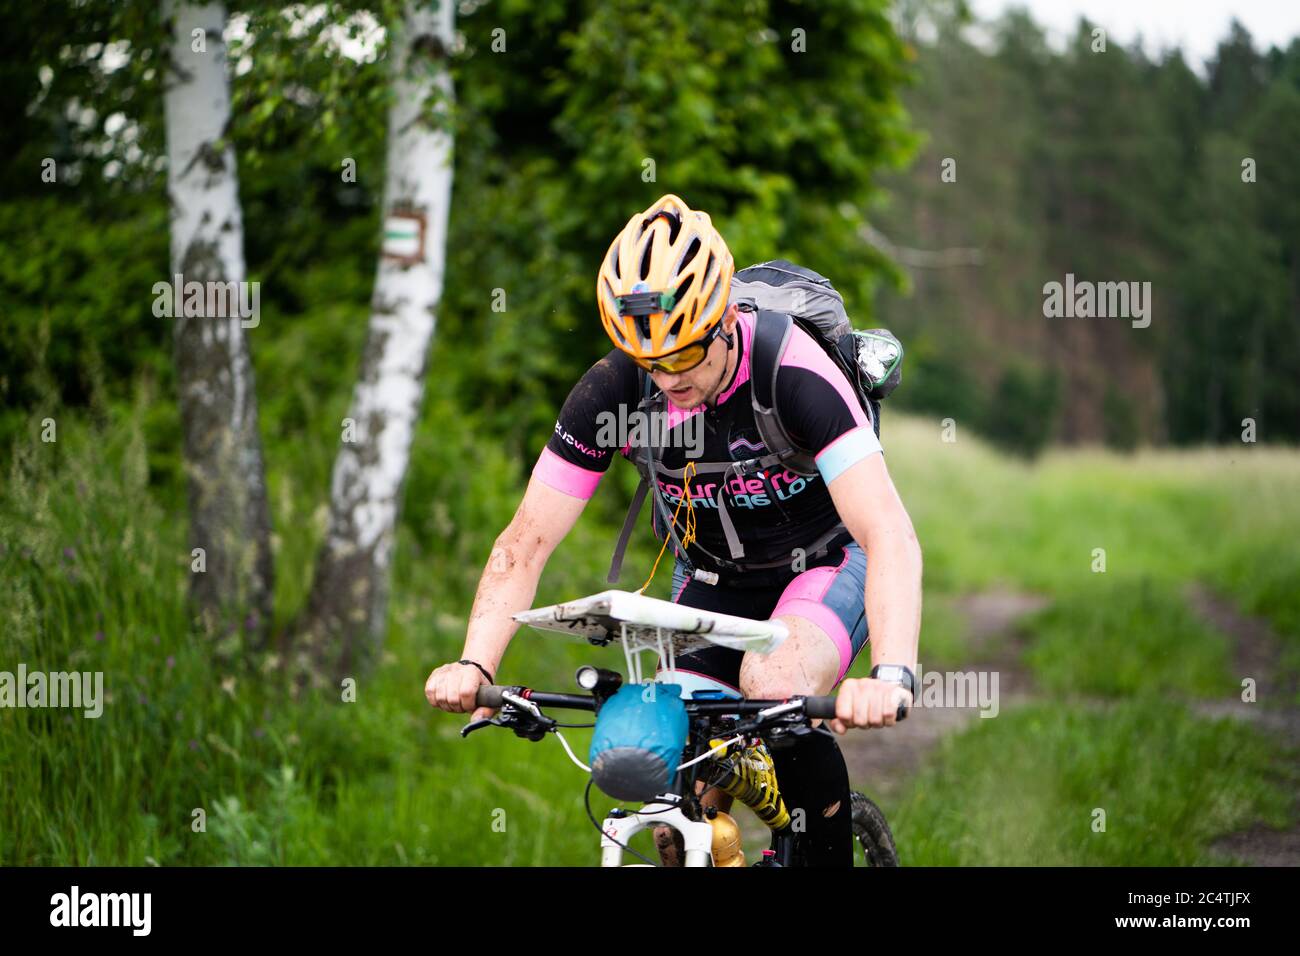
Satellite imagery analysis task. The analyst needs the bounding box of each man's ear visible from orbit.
[722,303,740,332]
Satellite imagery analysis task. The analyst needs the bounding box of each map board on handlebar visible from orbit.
[512,589,788,659]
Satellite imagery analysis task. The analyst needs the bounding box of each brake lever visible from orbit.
[714,698,910,747]
[729,719,765,739]
[460,701,527,738]
[460,717,498,738]
[459,707,556,742]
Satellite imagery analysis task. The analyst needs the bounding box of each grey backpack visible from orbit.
[731,259,903,476]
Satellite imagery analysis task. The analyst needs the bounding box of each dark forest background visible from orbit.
[2,1,1296,472]
[875,5,1300,455]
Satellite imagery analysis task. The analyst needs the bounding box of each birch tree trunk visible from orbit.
[297,0,455,684]
[163,1,274,650]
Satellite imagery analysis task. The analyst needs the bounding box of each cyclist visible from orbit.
[426,194,922,866]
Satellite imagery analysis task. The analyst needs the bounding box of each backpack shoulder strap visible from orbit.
[748,309,789,413]
[749,309,817,476]
[606,369,655,584]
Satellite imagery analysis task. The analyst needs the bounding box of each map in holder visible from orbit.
[513,589,788,661]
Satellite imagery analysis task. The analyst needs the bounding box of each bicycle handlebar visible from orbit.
[474,685,906,721]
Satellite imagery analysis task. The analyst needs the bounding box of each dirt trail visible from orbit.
[829,585,1300,865]
[1185,584,1300,866]
[738,589,1050,857]
[839,590,1047,802]
[1184,584,1300,739]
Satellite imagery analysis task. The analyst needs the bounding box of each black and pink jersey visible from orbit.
[532,310,883,570]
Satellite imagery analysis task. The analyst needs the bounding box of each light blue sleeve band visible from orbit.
[815,425,883,484]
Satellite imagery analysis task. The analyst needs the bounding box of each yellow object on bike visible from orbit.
[709,811,745,867]
[705,738,789,831]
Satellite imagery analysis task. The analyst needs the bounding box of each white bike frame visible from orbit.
[599,794,716,867]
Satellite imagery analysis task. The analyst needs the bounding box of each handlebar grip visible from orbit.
[804,695,838,719]
[475,685,505,709]
[806,695,910,721]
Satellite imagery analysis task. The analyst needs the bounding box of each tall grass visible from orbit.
[894,698,1295,866]
[3,395,1296,865]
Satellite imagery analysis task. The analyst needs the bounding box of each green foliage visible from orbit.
[0,410,262,865]
[892,343,984,425]
[1102,384,1140,452]
[0,197,170,451]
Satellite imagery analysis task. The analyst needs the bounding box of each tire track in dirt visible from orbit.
[1186,584,1300,867]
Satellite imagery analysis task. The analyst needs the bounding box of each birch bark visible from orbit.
[163,0,274,649]
[298,1,455,682]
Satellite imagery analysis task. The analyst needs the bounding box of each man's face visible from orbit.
[650,307,739,409]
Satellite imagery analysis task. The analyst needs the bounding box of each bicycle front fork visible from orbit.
[599,801,714,867]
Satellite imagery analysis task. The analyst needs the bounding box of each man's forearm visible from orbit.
[864,525,922,673]
[460,536,546,678]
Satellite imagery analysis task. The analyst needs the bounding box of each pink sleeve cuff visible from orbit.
[532,447,603,500]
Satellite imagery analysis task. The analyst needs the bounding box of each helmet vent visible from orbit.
[675,273,695,305]
[644,208,683,244]
[699,264,725,321]
[665,211,682,243]
[680,237,701,270]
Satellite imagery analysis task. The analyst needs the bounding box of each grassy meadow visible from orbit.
[2,395,1296,865]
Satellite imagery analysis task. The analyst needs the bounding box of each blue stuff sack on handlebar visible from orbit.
[589,683,689,802]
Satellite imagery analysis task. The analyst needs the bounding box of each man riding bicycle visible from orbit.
[426,194,923,866]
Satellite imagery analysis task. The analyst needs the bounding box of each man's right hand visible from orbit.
[425,661,496,723]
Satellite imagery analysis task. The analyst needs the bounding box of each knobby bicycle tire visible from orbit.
[850,790,900,867]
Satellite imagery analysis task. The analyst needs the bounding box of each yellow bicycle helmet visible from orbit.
[596,194,735,369]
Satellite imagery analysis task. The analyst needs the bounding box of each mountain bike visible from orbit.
[459,589,903,867]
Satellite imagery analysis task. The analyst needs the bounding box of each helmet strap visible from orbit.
[705,328,736,406]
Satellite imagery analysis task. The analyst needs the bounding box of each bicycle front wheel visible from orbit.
[850,790,899,867]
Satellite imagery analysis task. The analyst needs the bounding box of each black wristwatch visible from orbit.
[870,664,917,698]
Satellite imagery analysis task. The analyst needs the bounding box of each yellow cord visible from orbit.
[637,461,698,594]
